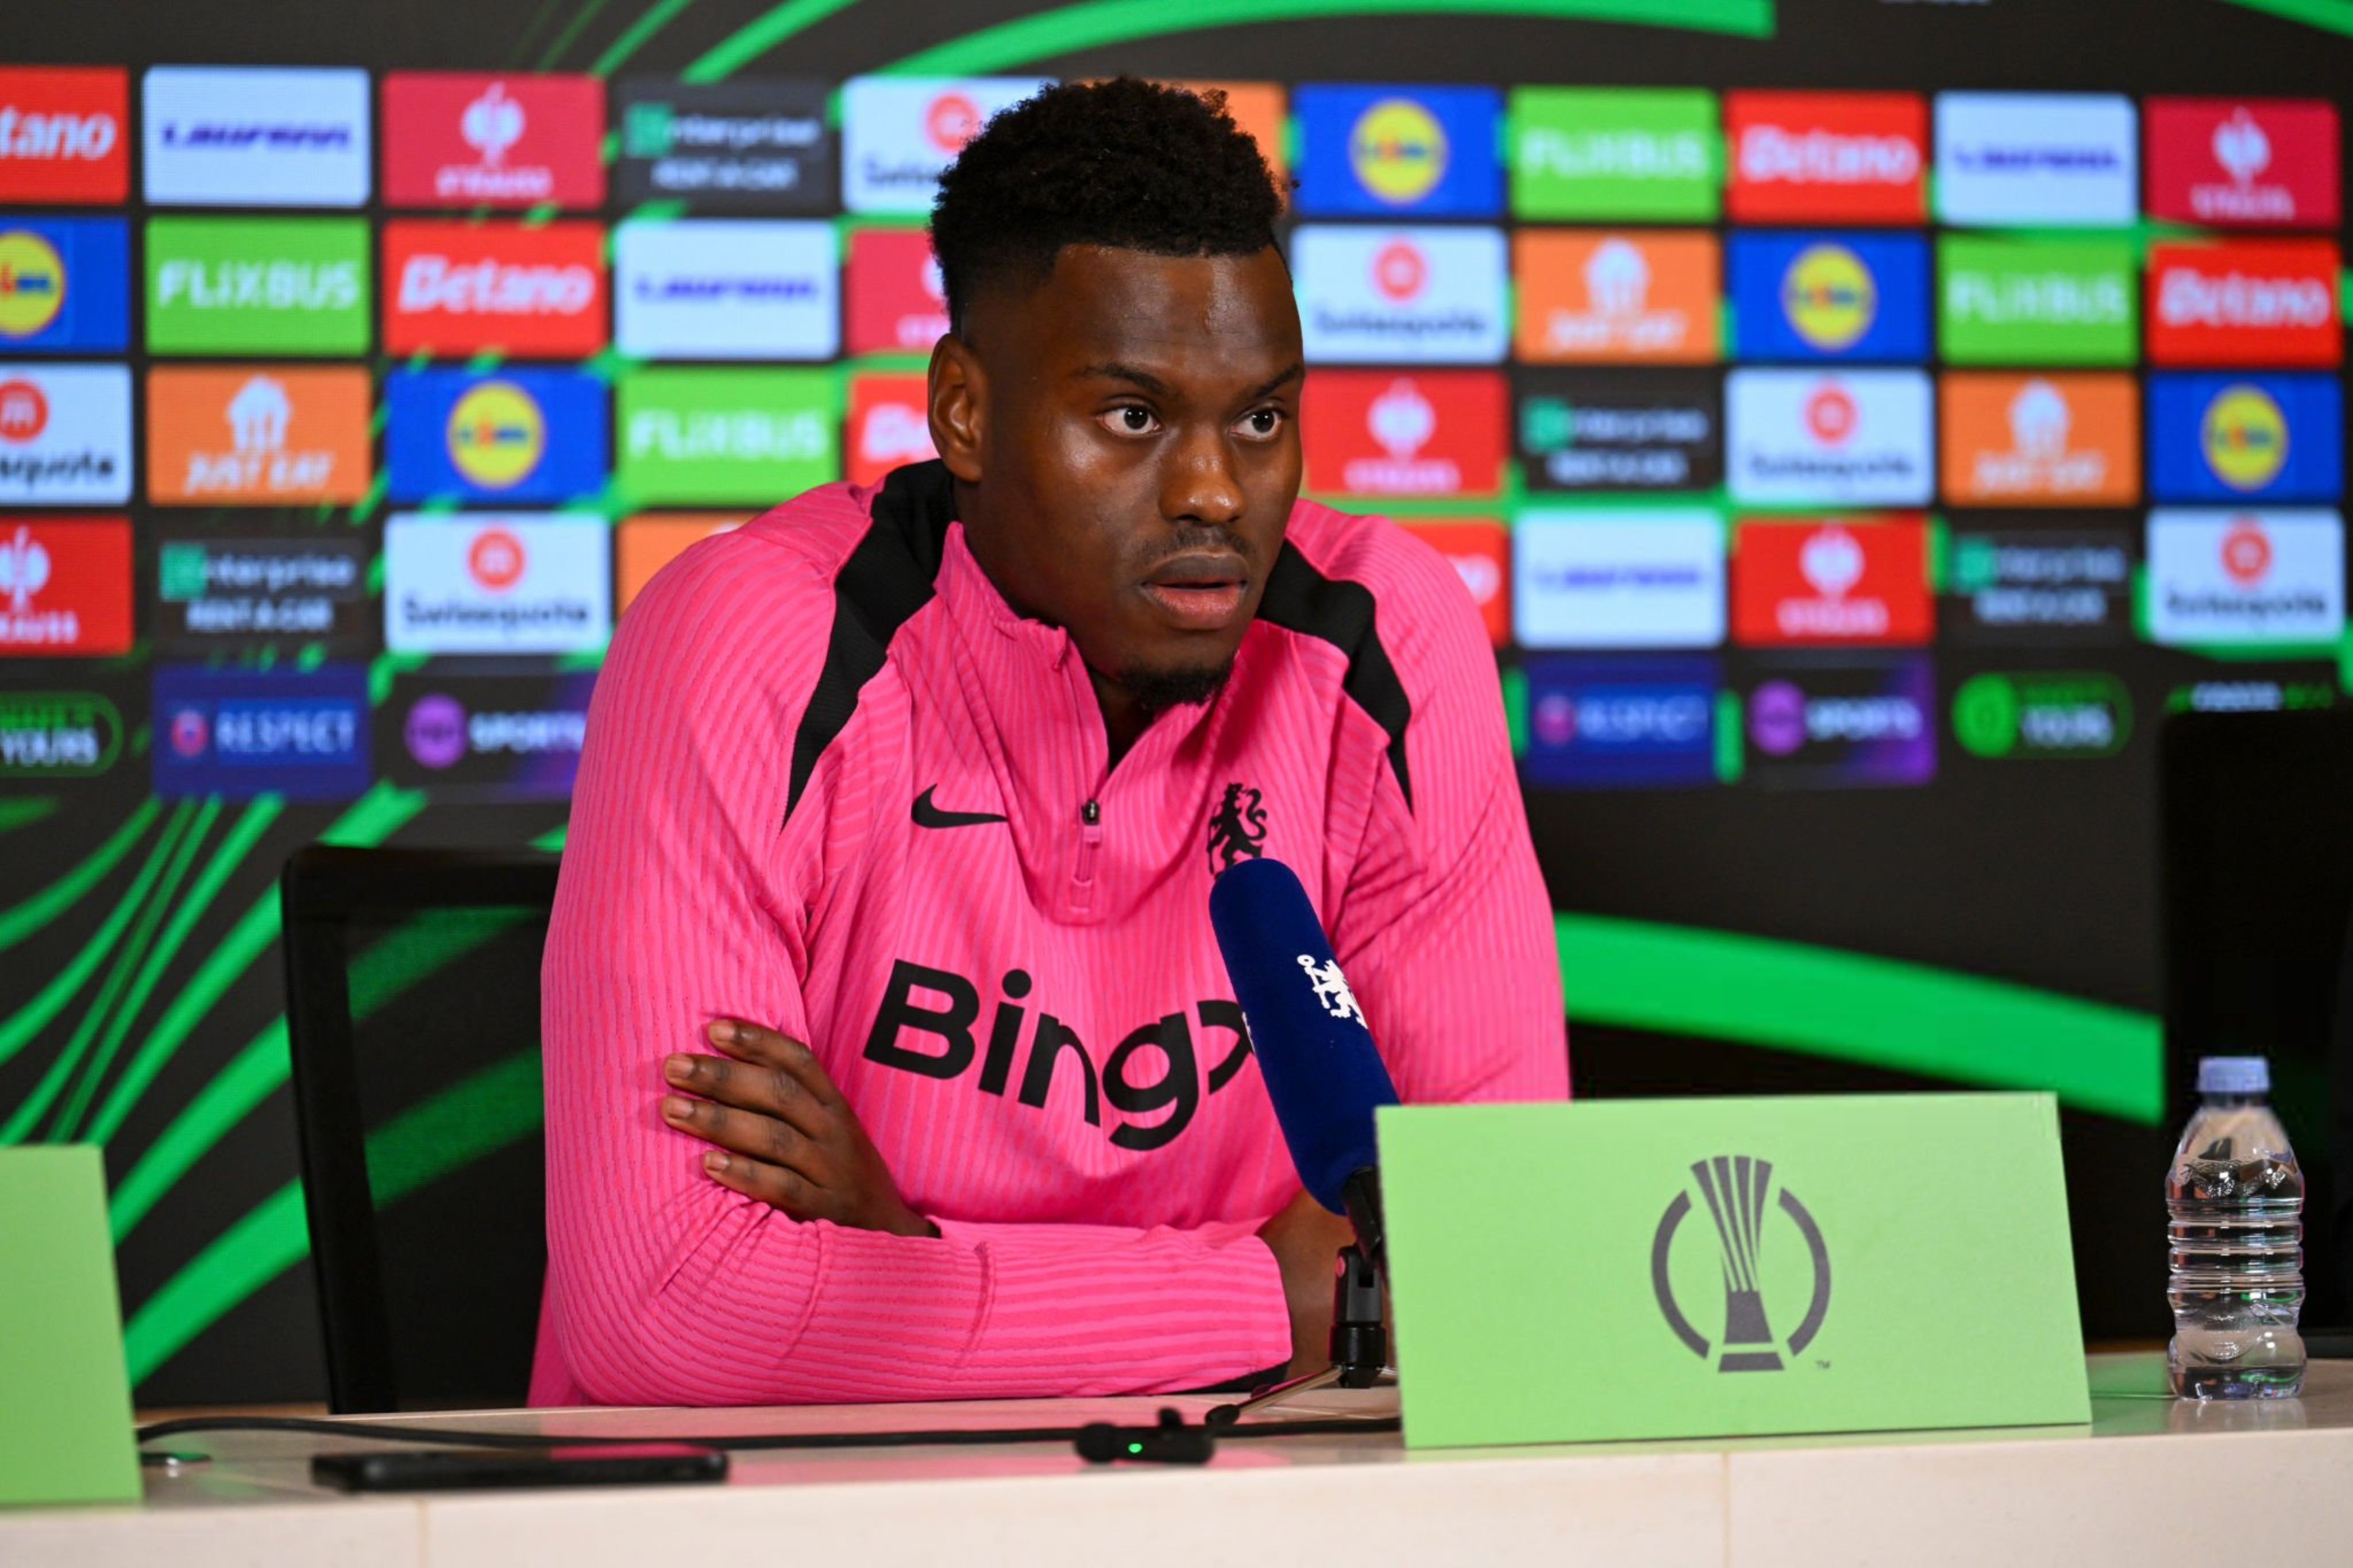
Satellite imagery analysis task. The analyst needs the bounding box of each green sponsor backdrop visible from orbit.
[1937,237,2140,366]
[142,217,373,357]
[618,368,841,505]
[1507,87,1723,221]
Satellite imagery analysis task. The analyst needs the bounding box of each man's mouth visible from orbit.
[1139,553,1251,632]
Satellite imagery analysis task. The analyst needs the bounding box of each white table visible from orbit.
[4,1355,2348,1567]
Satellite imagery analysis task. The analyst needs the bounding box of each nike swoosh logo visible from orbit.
[912,786,1008,830]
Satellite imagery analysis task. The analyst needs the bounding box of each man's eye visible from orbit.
[1238,409,1284,438]
[1102,405,1160,435]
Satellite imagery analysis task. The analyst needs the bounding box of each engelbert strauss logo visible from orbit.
[1651,1156,1831,1372]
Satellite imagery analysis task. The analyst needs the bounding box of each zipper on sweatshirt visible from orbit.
[1071,797,1103,913]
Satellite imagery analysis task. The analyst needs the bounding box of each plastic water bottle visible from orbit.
[2166,1056,2305,1399]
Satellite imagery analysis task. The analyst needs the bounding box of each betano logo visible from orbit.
[445,380,546,492]
[0,229,65,338]
[2148,241,2340,366]
[146,366,371,504]
[1781,242,1876,352]
[0,67,127,206]
[846,372,936,488]
[1727,90,1926,223]
[384,220,606,356]
[1350,98,1449,206]
[2202,384,2290,492]
[1516,231,1718,364]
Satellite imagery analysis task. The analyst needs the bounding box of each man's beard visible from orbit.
[1118,657,1237,715]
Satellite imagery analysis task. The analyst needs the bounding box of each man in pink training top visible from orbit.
[534,78,1568,1407]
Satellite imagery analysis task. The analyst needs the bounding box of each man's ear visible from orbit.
[928,334,985,485]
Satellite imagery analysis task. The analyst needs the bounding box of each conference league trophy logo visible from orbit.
[1651,1156,1831,1372]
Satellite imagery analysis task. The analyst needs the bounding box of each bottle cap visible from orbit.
[2197,1056,2270,1095]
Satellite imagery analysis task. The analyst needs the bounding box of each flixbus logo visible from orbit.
[862,960,1254,1152]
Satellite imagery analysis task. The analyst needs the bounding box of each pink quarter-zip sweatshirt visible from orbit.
[533,461,1568,1407]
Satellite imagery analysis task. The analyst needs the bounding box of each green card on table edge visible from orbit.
[1379,1094,2092,1449]
[0,1146,141,1507]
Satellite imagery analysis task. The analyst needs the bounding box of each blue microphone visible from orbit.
[1209,856,1398,1257]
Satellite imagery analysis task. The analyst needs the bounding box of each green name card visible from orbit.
[145,216,372,357]
[1937,236,2139,365]
[0,1146,140,1507]
[1379,1094,2090,1448]
[1509,87,1721,222]
[617,368,839,506]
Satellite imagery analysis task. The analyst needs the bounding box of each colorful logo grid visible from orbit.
[1,71,2349,803]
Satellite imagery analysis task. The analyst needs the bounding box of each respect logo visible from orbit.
[145,217,371,357]
[2146,99,2339,229]
[1509,87,1719,221]
[382,72,605,209]
[1302,370,1505,497]
[1514,231,1719,365]
[1939,373,2138,507]
[152,665,372,801]
[0,66,129,204]
[1521,655,1722,790]
[146,366,372,504]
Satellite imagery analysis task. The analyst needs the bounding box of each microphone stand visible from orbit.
[1207,1171,1394,1425]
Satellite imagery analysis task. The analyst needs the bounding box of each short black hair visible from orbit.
[929,78,1286,334]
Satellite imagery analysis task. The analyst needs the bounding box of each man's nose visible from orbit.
[1159,423,1246,526]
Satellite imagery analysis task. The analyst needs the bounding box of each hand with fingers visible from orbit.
[661,1018,938,1239]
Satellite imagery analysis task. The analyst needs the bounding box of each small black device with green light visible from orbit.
[1073,1408,1214,1465]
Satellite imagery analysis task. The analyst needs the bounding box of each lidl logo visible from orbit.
[845,227,950,354]
[145,216,370,357]
[1731,233,1927,362]
[1514,231,1719,364]
[1302,370,1506,497]
[1939,372,2139,507]
[0,67,129,204]
[0,517,132,656]
[2146,99,2339,230]
[2147,508,2344,647]
[1725,91,1926,223]
[2149,373,2343,504]
[381,72,606,209]
[0,218,126,353]
[618,368,838,505]
[146,365,372,504]
[1726,369,1933,507]
[1937,236,2136,366]
[2147,241,2340,368]
[383,219,607,357]
[1509,87,1719,221]
[1733,516,1932,647]
[386,368,606,504]
[842,76,1052,214]
[1296,85,1500,218]
[1294,225,1507,365]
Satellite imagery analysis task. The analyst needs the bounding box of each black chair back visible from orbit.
[281,844,558,1412]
